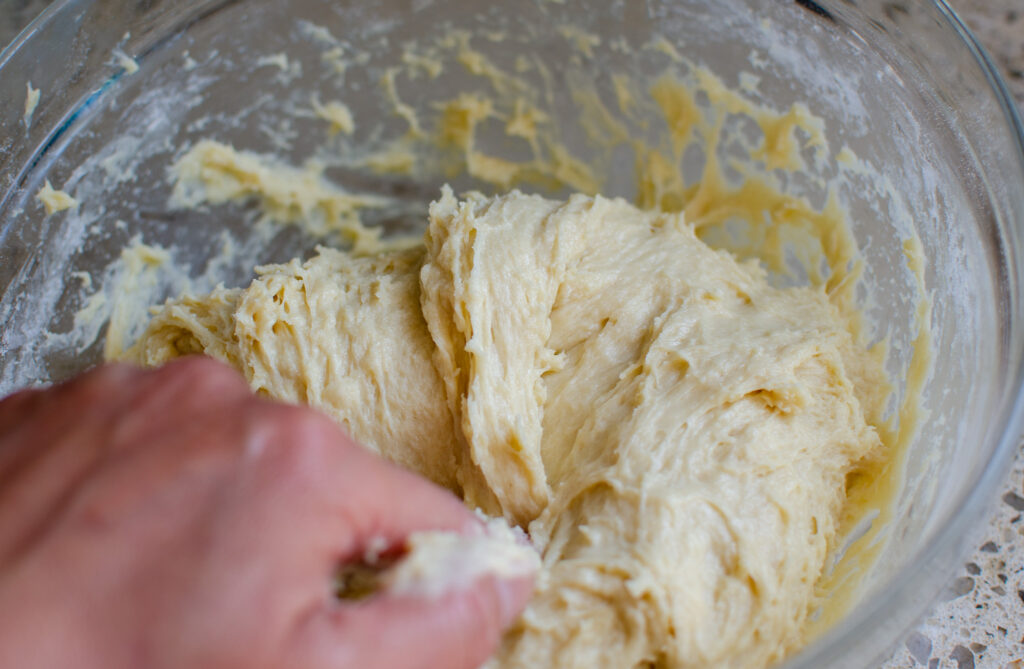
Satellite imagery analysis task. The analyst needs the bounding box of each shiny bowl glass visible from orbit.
[1,1,1022,667]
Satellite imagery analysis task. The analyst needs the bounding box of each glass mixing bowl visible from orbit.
[1,0,1022,666]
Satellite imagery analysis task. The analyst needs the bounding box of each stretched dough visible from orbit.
[127,186,880,668]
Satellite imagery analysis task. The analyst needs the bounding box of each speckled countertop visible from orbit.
[2,1,1024,667]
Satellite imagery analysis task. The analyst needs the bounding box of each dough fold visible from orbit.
[127,186,880,668]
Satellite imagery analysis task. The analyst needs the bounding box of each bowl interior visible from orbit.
[1,1,1022,666]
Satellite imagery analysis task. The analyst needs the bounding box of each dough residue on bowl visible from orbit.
[23,81,40,128]
[36,180,78,215]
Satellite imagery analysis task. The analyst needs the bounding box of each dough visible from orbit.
[127,186,880,668]
[383,516,540,598]
[36,180,77,215]
[23,81,39,128]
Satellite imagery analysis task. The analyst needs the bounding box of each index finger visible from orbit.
[228,403,490,588]
[296,571,534,669]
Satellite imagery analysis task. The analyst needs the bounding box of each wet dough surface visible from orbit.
[129,186,880,669]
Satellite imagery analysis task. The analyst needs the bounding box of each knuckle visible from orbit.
[146,357,251,408]
[0,387,40,416]
[162,355,244,388]
[245,402,341,470]
[90,361,139,379]
[53,362,141,406]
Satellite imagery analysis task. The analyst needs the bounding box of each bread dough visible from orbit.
[36,180,78,215]
[23,81,40,128]
[383,516,540,598]
[128,186,880,668]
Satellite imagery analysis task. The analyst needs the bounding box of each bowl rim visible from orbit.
[0,0,75,69]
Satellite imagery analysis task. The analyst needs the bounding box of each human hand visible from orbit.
[0,358,532,669]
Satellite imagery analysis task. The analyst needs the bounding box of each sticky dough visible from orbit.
[128,186,880,668]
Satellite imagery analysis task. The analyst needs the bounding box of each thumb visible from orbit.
[297,572,534,669]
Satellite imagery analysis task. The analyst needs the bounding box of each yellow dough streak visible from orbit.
[170,140,388,253]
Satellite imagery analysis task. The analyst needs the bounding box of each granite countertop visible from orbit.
[2,0,1024,667]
